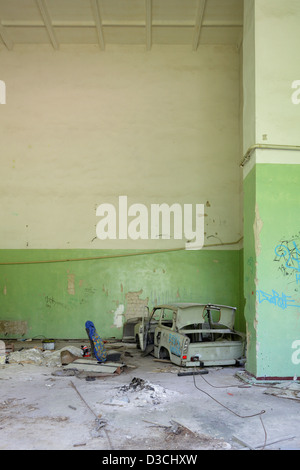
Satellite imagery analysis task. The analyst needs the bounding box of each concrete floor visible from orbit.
[0,339,300,451]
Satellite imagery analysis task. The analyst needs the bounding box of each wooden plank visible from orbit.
[64,361,119,374]
[73,358,124,367]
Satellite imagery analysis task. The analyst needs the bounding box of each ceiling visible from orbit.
[0,0,243,51]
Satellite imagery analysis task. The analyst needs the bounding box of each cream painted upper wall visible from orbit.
[246,0,300,148]
[242,0,256,155]
[0,44,241,249]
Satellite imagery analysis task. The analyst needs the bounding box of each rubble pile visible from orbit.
[7,346,83,368]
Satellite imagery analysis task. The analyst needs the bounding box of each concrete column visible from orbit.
[242,0,300,379]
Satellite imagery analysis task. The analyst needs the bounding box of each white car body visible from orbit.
[134,303,245,367]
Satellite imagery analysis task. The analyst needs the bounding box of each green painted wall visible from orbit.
[256,164,300,378]
[244,163,300,379]
[0,248,242,340]
[243,165,257,376]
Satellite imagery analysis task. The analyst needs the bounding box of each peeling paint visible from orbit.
[253,204,263,361]
[246,327,251,347]
[67,273,75,295]
[253,310,258,331]
[113,304,124,328]
[253,204,263,257]
[0,320,27,336]
[102,284,108,296]
[125,290,149,320]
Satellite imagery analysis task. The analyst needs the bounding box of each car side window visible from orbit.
[160,308,174,328]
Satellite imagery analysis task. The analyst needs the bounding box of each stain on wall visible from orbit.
[0,320,27,336]
[67,272,75,295]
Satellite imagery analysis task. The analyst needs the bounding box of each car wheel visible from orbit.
[159,347,170,360]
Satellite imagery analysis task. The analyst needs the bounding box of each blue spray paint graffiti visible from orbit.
[257,289,300,310]
[275,241,300,284]
[168,333,181,357]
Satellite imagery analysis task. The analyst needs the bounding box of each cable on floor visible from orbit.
[196,372,251,389]
[192,373,267,450]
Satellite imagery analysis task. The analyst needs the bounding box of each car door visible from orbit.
[154,308,177,359]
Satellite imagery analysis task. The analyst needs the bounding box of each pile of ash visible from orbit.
[105,377,178,407]
[118,377,155,393]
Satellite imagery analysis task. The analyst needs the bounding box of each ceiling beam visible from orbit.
[0,19,243,28]
[145,0,152,51]
[36,0,58,49]
[90,0,105,50]
[0,22,13,50]
[193,0,206,50]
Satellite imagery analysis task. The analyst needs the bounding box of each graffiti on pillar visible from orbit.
[274,235,300,285]
[258,236,300,310]
[257,289,300,310]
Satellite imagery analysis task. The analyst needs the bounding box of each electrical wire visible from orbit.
[192,373,265,419]
[198,372,251,389]
[0,238,243,266]
[192,372,267,449]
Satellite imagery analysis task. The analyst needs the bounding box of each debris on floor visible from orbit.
[60,349,81,365]
[263,382,300,401]
[236,370,300,402]
[0,340,5,365]
[6,346,84,367]
[103,376,179,407]
[2,340,300,451]
[69,380,112,445]
[5,345,125,375]
[63,359,125,375]
[136,418,231,450]
[144,418,230,448]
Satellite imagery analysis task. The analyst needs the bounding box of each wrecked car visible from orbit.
[134,303,245,367]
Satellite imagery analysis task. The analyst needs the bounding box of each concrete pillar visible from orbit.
[242,0,300,379]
